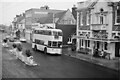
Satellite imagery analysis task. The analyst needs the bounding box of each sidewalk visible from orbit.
[63,48,120,71]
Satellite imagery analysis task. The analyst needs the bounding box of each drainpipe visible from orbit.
[76,12,80,51]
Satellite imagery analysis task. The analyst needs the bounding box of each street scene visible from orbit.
[0,0,120,79]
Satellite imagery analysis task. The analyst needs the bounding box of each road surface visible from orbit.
[1,33,119,78]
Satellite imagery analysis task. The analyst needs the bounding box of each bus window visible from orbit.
[39,30,42,34]
[53,31,57,36]
[58,32,63,36]
[52,41,57,47]
[45,30,52,35]
[58,42,62,48]
[48,31,52,35]
[48,41,52,47]
[34,30,38,34]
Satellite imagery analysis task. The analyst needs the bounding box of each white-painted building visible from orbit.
[76,0,120,59]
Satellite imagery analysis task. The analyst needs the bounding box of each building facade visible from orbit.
[76,0,120,59]
[25,6,76,45]
[12,14,25,38]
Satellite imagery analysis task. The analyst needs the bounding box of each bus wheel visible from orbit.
[34,45,37,51]
[44,47,47,54]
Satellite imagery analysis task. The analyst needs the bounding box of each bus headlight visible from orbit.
[60,45,62,48]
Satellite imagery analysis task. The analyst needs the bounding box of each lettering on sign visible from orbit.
[34,12,48,14]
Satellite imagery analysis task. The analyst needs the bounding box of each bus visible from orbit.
[32,27,63,54]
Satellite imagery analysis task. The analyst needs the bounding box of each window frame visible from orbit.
[115,6,120,25]
[80,12,83,26]
[104,42,108,50]
[86,11,90,25]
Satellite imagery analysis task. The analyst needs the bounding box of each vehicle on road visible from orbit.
[20,37,26,42]
[32,26,63,55]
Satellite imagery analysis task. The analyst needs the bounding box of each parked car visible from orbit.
[20,37,26,42]
[71,43,76,51]
[9,37,15,42]
[71,39,76,51]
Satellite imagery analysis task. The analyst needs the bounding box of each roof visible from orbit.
[26,8,66,14]
[16,16,25,23]
[77,0,120,11]
[77,0,98,11]
[37,11,67,24]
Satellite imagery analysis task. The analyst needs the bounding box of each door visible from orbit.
[115,42,120,57]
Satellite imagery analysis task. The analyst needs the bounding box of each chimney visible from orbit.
[40,5,49,10]
[72,5,77,20]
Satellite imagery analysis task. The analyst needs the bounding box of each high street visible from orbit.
[1,33,119,78]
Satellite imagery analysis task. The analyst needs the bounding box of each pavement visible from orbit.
[0,32,2,79]
[63,48,120,71]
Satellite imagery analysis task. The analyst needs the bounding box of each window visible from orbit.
[80,12,83,25]
[81,39,83,47]
[104,42,108,50]
[52,41,57,47]
[86,12,90,25]
[48,41,52,47]
[112,33,116,38]
[35,39,44,45]
[85,40,87,48]
[53,31,57,36]
[88,40,90,48]
[79,39,81,47]
[44,30,52,35]
[115,6,120,24]
[100,15,104,24]
[34,30,39,34]
[58,42,62,48]
[58,32,63,36]
[38,30,42,34]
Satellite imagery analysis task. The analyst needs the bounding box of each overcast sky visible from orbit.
[0,0,86,26]
[1,0,119,26]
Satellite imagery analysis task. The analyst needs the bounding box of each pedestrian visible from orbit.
[25,49,32,57]
[93,48,98,57]
[12,43,17,55]
[16,44,22,59]
[25,49,34,64]
[99,49,104,58]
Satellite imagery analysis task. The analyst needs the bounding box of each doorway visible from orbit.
[115,42,120,57]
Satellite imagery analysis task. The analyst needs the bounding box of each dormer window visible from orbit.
[115,5,120,24]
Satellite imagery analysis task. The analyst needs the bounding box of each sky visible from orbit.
[0,0,86,26]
